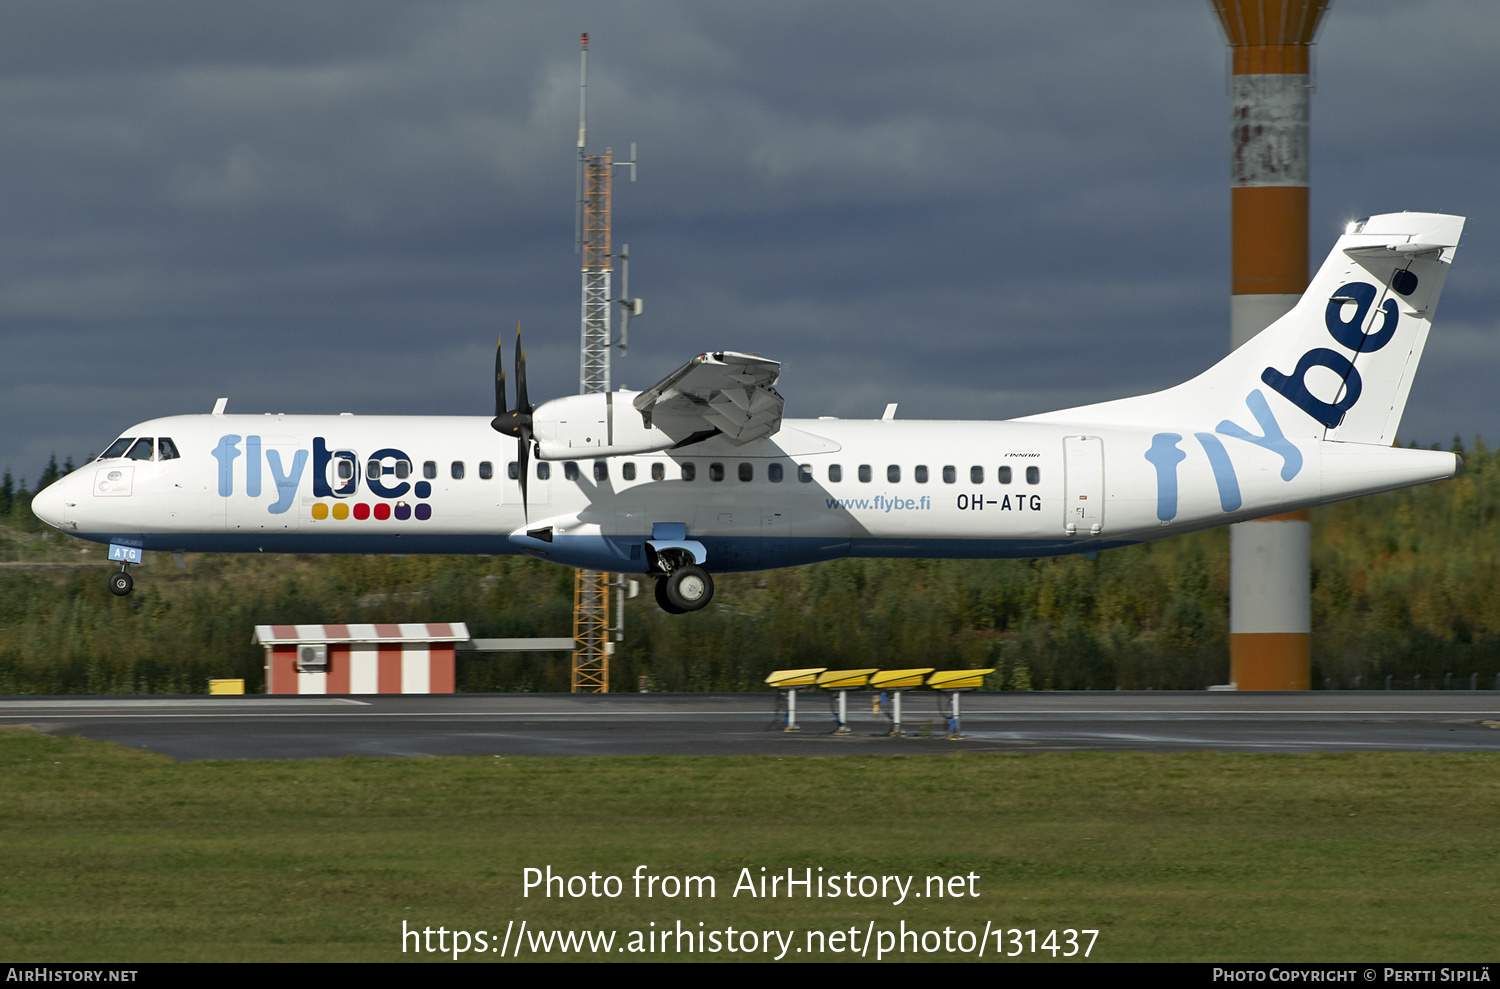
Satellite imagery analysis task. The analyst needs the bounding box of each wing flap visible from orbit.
[633,351,784,444]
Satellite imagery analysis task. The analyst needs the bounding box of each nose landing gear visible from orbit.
[109,567,134,596]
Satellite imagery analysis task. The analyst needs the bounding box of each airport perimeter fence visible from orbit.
[1322,673,1500,690]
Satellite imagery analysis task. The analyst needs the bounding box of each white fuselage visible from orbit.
[32,410,1459,574]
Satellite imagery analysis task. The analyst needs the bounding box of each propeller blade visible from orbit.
[487,328,534,521]
[515,332,529,418]
[494,330,508,420]
[490,331,535,440]
[518,437,530,524]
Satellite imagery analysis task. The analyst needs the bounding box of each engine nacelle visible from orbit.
[530,392,676,460]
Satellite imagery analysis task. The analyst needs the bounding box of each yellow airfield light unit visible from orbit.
[868,669,935,690]
[764,668,828,733]
[926,670,993,691]
[765,668,827,688]
[816,669,881,735]
[815,669,880,689]
[869,668,936,737]
[208,679,245,695]
[927,669,995,740]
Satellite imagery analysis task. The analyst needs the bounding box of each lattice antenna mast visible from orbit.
[571,33,639,692]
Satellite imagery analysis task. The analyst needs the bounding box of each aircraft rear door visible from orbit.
[1063,435,1104,536]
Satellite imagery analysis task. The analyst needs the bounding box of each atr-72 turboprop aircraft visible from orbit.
[32,212,1466,614]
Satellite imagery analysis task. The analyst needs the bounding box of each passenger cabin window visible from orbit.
[651,463,665,481]
[564,461,579,481]
[623,462,636,481]
[798,464,814,483]
[1027,466,1041,484]
[858,465,872,483]
[970,466,983,484]
[451,461,465,480]
[594,461,608,481]
[338,460,354,481]
[394,460,411,479]
[887,465,900,483]
[508,462,519,479]
[101,438,135,460]
[157,438,180,461]
[424,461,437,479]
[709,462,725,482]
[998,466,1012,484]
[479,461,493,480]
[915,465,929,483]
[828,464,842,482]
[768,463,784,483]
[537,462,551,480]
[681,462,696,481]
[943,466,956,484]
[738,462,753,482]
[126,438,153,461]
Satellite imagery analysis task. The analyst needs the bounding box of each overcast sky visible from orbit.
[3,0,1498,484]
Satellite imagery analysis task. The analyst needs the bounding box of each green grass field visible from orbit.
[0,726,1495,962]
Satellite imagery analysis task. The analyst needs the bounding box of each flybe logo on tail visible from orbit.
[1262,279,1410,428]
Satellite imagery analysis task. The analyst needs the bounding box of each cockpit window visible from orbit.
[157,438,180,461]
[126,438,154,461]
[101,438,134,460]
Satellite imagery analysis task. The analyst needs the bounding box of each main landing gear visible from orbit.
[653,564,714,614]
[109,566,134,596]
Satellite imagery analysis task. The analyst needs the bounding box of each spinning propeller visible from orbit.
[491,329,534,520]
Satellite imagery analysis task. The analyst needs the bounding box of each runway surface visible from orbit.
[3,691,1499,761]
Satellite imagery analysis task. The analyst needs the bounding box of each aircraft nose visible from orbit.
[29,478,68,529]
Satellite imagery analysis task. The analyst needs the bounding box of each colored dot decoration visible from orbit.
[312,499,431,520]
[310,465,434,521]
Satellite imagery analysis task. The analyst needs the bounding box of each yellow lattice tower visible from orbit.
[573,569,610,692]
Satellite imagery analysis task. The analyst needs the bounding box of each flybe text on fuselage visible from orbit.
[210,434,434,520]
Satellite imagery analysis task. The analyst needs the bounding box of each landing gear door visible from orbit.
[1063,435,1104,536]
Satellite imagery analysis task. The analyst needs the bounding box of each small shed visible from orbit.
[253,623,470,695]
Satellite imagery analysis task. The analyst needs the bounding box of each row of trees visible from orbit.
[0,439,1496,693]
[0,455,71,528]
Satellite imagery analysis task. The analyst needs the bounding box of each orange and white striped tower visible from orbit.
[1209,1,1331,690]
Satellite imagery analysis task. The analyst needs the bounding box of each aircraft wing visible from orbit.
[632,351,784,444]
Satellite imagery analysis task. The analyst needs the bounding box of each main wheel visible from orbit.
[664,565,714,612]
[654,578,687,615]
[109,571,133,596]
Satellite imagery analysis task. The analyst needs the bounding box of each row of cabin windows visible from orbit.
[433,459,1041,485]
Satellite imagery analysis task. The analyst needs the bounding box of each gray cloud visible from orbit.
[1,0,1497,484]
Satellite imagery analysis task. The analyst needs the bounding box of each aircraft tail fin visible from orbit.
[1022,211,1464,445]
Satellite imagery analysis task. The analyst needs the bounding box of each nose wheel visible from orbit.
[655,564,714,613]
[109,567,134,597]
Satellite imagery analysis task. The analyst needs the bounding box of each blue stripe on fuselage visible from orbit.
[70,531,1134,572]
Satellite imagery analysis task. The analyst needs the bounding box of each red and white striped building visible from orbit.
[253,623,469,695]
